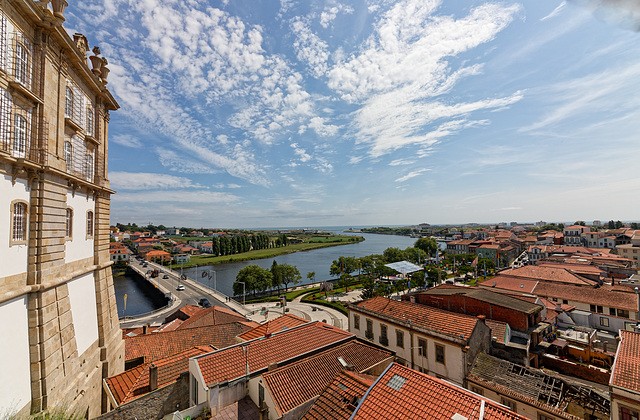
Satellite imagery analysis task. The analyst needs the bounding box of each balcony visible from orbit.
[365,330,373,340]
[379,336,389,346]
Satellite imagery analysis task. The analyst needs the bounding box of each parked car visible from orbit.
[177,285,185,291]
[198,298,211,307]
[163,275,169,279]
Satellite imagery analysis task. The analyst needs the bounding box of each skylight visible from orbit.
[387,374,407,391]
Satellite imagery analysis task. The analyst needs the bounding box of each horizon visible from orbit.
[65,1,640,228]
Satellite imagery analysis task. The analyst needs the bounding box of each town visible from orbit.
[1,1,639,420]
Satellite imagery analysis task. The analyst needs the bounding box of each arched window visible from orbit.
[85,153,93,182]
[66,208,73,239]
[11,201,28,244]
[64,141,73,169]
[13,114,27,158]
[86,210,94,238]
[14,42,30,87]
[86,105,94,137]
[65,86,73,119]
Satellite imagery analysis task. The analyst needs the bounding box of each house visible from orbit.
[599,235,617,249]
[610,330,640,420]
[348,363,527,420]
[259,340,393,419]
[302,371,373,420]
[175,254,191,264]
[0,1,123,417]
[467,353,608,420]
[616,235,640,268]
[237,314,309,341]
[563,225,590,245]
[167,228,181,236]
[582,231,605,248]
[109,245,131,263]
[142,249,171,263]
[348,296,491,385]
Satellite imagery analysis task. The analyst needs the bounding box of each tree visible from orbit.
[330,256,358,277]
[307,271,316,283]
[278,264,301,291]
[234,265,272,297]
[271,261,281,293]
[615,220,624,229]
[410,270,426,288]
[360,276,377,300]
[575,221,586,226]
[404,247,427,264]
[632,222,639,230]
[383,247,404,263]
[608,220,615,229]
[414,237,437,256]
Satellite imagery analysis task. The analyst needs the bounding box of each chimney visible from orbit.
[477,315,486,324]
[143,324,149,334]
[149,363,158,391]
[492,281,496,287]
[268,362,278,371]
[555,302,562,312]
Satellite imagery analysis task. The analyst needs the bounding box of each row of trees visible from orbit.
[232,261,302,297]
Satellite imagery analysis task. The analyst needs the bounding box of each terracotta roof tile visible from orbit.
[262,340,393,416]
[303,371,373,420]
[177,305,249,330]
[351,363,526,420]
[611,330,640,393]
[194,322,354,386]
[485,319,508,344]
[353,296,479,340]
[498,266,596,286]
[238,314,309,341]
[124,322,252,362]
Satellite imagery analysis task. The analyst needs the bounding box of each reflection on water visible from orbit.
[184,230,418,296]
[113,271,165,317]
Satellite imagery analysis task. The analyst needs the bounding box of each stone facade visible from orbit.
[0,0,123,417]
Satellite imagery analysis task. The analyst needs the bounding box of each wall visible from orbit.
[610,387,640,420]
[0,174,30,277]
[0,296,31,416]
[67,272,99,355]
[64,190,95,263]
[471,383,566,420]
[541,355,610,385]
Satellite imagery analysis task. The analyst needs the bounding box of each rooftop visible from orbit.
[352,296,479,341]
[611,330,640,394]
[498,266,596,286]
[302,371,373,420]
[237,313,308,341]
[351,363,527,420]
[420,285,543,314]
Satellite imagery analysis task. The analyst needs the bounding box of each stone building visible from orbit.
[0,0,123,417]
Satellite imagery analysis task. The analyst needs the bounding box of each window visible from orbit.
[85,153,93,182]
[65,86,73,119]
[353,314,360,330]
[86,211,94,238]
[597,305,603,313]
[64,141,73,169]
[11,201,28,244]
[14,42,29,86]
[396,329,404,348]
[599,317,609,327]
[590,304,596,312]
[435,343,445,364]
[365,319,373,339]
[65,208,73,239]
[562,299,568,304]
[380,324,388,346]
[620,406,639,420]
[417,338,427,357]
[538,414,554,420]
[501,397,517,412]
[13,114,27,158]
[470,386,483,396]
[191,375,198,405]
[618,309,630,318]
[610,308,616,316]
[86,105,94,136]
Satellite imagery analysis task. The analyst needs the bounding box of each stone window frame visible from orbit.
[85,151,93,182]
[353,314,360,330]
[435,343,445,365]
[13,36,31,87]
[86,210,94,239]
[64,85,74,119]
[13,113,27,158]
[86,103,94,137]
[501,397,517,412]
[10,199,29,246]
[396,329,404,348]
[417,337,427,358]
[63,140,73,169]
[65,207,73,241]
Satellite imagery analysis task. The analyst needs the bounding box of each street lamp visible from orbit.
[237,281,245,306]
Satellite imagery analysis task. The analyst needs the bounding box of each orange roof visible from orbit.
[262,340,393,416]
[353,296,479,341]
[479,276,538,294]
[486,319,508,344]
[238,314,309,341]
[498,266,596,286]
[351,363,526,420]
[611,330,640,393]
[106,346,212,405]
[144,250,170,257]
[177,305,249,330]
[124,323,253,362]
[303,371,373,420]
[194,322,354,386]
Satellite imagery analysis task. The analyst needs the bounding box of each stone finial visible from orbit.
[51,0,68,21]
[92,46,101,56]
[100,57,110,85]
[89,47,103,77]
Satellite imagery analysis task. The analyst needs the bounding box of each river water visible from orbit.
[182,229,418,296]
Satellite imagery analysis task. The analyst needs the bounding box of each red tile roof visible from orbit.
[194,322,354,386]
[124,323,252,362]
[176,305,249,330]
[238,314,309,341]
[486,319,508,344]
[498,266,596,286]
[262,340,393,416]
[353,296,479,341]
[610,330,640,393]
[303,371,373,420]
[479,276,538,294]
[351,363,526,420]
[106,346,212,405]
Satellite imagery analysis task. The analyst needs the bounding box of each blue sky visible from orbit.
[64,0,640,228]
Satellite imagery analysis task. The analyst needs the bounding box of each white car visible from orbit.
[176,285,185,291]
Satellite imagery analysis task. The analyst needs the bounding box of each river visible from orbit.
[180,229,418,296]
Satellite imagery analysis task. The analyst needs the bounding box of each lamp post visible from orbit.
[238,281,245,306]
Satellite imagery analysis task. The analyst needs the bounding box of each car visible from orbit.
[176,285,185,291]
[163,275,169,279]
[158,269,164,273]
[198,298,211,308]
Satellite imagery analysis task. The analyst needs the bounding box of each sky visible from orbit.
[64,0,640,228]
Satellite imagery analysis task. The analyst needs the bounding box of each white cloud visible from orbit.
[291,142,312,162]
[395,168,428,182]
[389,159,415,166]
[110,172,204,190]
[110,134,143,148]
[291,18,330,78]
[541,2,566,21]
[115,190,240,204]
[320,4,355,28]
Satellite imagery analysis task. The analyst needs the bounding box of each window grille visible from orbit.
[13,114,27,158]
[13,202,26,241]
[73,84,83,126]
[0,87,12,151]
[64,141,72,169]
[65,86,73,119]
[86,211,93,237]
[0,13,7,72]
[86,104,94,137]
[85,152,93,182]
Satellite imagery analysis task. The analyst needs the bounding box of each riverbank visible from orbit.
[176,236,364,268]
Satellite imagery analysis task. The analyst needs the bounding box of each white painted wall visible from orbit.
[67,272,99,356]
[65,190,94,263]
[0,174,30,277]
[0,296,32,415]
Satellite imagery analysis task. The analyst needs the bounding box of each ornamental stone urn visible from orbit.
[51,0,68,21]
[100,58,110,84]
[89,47,103,77]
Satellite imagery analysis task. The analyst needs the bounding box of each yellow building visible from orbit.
[0,0,123,417]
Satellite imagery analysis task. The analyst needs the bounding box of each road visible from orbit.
[121,257,249,328]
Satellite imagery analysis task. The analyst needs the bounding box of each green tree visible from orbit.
[414,237,438,256]
[278,264,302,291]
[632,222,639,230]
[271,260,281,293]
[360,276,377,300]
[608,220,615,229]
[615,220,624,229]
[383,247,404,263]
[404,247,427,264]
[307,271,316,284]
[330,256,358,276]
[410,270,426,288]
[234,265,272,297]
